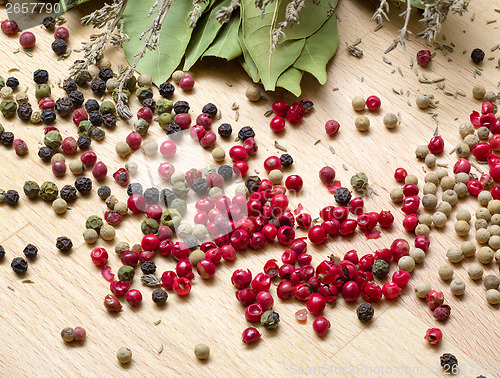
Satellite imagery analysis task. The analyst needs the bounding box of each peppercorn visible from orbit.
[75,177,92,195]
[372,259,390,278]
[0,246,4,260]
[166,124,182,137]
[98,67,113,82]
[38,146,53,162]
[438,264,454,280]
[471,48,485,64]
[215,123,232,139]
[172,182,189,198]
[0,189,5,203]
[127,183,143,196]
[15,92,28,104]
[3,189,19,206]
[55,97,74,117]
[58,185,76,202]
[61,327,74,342]
[102,113,116,129]
[90,78,105,95]
[96,185,110,200]
[23,181,39,199]
[260,310,280,329]
[0,100,17,117]
[143,187,159,204]
[117,347,132,364]
[90,128,104,141]
[278,154,294,168]
[16,102,32,121]
[68,91,84,108]
[1,131,14,145]
[118,265,135,281]
[54,236,72,252]
[160,188,175,206]
[440,353,458,370]
[141,98,155,113]
[141,261,156,275]
[141,219,159,235]
[74,136,90,151]
[136,86,153,103]
[23,244,38,260]
[238,126,255,141]
[484,275,500,290]
[62,79,77,93]
[156,99,173,115]
[0,87,12,99]
[35,84,51,101]
[85,215,103,234]
[41,109,56,124]
[6,77,19,89]
[245,176,261,193]
[155,81,174,98]
[100,224,116,240]
[77,121,92,137]
[152,288,168,304]
[11,257,28,274]
[334,187,352,205]
[83,100,98,114]
[42,16,56,30]
[173,100,189,114]
[86,112,101,126]
[134,118,149,136]
[356,303,374,322]
[51,39,67,55]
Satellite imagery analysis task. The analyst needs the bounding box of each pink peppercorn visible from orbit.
[375,248,393,262]
[221,245,236,261]
[262,224,277,241]
[39,97,56,110]
[231,269,252,289]
[467,179,483,195]
[361,282,382,303]
[196,113,212,129]
[428,135,444,154]
[179,75,194,90]
[339,219,357,236]
[137,107,153,123]
[359,254,375,271]
[127,194,146,213]
[392,270,411,287]
[190,125,205,141]
[90,248,108,266]
[110,280,130,296]
[19,31,36,48]
[312,316,331,337]
[272,100,288,116]
[125,289,142,306]
[270,116,286,132]
[490,165,500,181]
[426,290,444,310]
[325,120,340,136]
[158,239,173,257]
[252,273,271,292]
[394,167,408,182]
[51,160,66,177]
[382,282,401,299]
[256,291,274,311]
[105,211,122,225]
[472,142,492,162]
[91,161,107,180]
[72,108,88,125]
[13,139,28,156]
[236,288,257,306]
[403,214,418,232]
[113,168,129,186]
[145,204,162,219]
[425,328,443,344]
[174,113,191,130]
[403,183,419,196]
[306,293,326,315]
[200,131,216,148]
[296,213,312,229]
[401,195,420,214]
[141,234,159,251]
[453,158,471,174]
[341,281,360,302]
[242,327,261,344]
[308,225,327,245]
[158,162,175,180]
[416,49,432,66]
[121,251,139,266]
[229,146,248,162]
[285,175,303,192]
[365,95,381,111]
[61,137,78,154]
[263,156,282,173]
[176,259,194,281]
[391,239,409,262]
[243,137,258,155]
[54,27,69,41]
[126,131,142,149]
[414,235,430,251]
[245,303,264,322]
[433,305,451,320]
[80,151,97,167]
[173,278,192,295]
[197,258,216,279]
[378,210,394,227]
[286,102,305,123]
[319,166,335,183]
[1,20,19,35]
[233,160,249,176]
[161,271,177,289]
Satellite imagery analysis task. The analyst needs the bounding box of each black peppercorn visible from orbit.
[102,113,116,128]
[160,188,175,206]
[68,91,84,108]
[38,146,53,162]
[16,102,32,121]
[77,135,91,150]
[55,97,74,117]
[6,77,19,89]
[56,236,73,252]
[42,16,56,30]
[88,111,102,126]
[166,123,181,137]
[191,178,209,196]
[440,353,458,370]
[60,185,77,202]
[33,69,49,84]
[91,78,106,95]
[85,99,100,113]
[173,100,190,114]
[91,127,105,141]
[11,257,28,274]
[280,154,294,168]
[0,245,5,259]
[98,67,114,82]
[334,187,352,205]
[152,288,168,304]
[218,165,233,180]
[142,98,156,112]
[4,190,19,206]
[41,109,56,124]
[238,126,255,141]
[159,82,175,98]
[75,177,92,195]
[245,176,261,193]
[218,123,232,138]
[1,131,14,146]
[141,261,156,275]
[52,39,68,55]
[144,187,159,204]
[63,79,77,94]
[97,185,111,200]
[23,244,38,260]
[127,183,143,196]
[470,48,485,64]
[202,103,217,118]
[356,303,374,322]
[75,71,92,87]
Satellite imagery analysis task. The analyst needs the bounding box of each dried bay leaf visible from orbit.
[202,13,242,60]
[238,23,260,82]
[276,67,303,96]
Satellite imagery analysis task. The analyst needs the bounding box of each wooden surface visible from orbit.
[0,0,499,376]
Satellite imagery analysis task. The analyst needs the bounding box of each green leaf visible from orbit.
[238,22,260,82]
[56,0,91,17]
[276,67,303,96]
[122,0,210,84]
[183,0,232,70]
[293,12,338,85]
[241,0,305,91]
[203,14,242,60]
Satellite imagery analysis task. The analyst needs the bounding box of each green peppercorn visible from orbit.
[156,98,173,114]
[35,84,51,101]
[100,100,116,115]
[134,119,149,136]
[136,86,153,103]
[118,265,135,281]
[44,130,62,149]
[172,182,189,198]
[141,218,159,235]
[0,189,4,203]
[158,113,173,129]
[105,78,119,92]
[0,76,4,89]
[23,181,40,199]
[161,209,181,230]
[0,123,4,135]
[372,259,390,278]
[0,100,17,118]
[171,198,187,216]
[85,215,104,233]
[39,181,58,201]
[61,327,75,342]
[350,172,369,192]
[77,120,93,136]
[260,310,280,329]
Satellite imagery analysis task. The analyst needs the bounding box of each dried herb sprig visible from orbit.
[418,0,469,42]
[271,0,306,51]
[215,0,241,23]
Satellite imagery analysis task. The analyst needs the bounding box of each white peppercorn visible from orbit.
[415,224,430,236]
[472,84,486,99]
[437,201,452,216]
[432,212,447,228]
[436,167,448,180]
[171,172,186,185]
[488,200,500,214]
[142,140,158,156]
[442,190,458,206]
[245,86,261,101]
[354,115,370,131]
[458,122,474,138]
[447,247,464,263]
[415,281,432,298]
[438,265,454,280]
[404,175,418,185]
[410,247,425,263]
[450,279,465,296]
[489,235,500,249]
[193,224,207,240]
[476,207,492,221]
[100,224,116,241]
[455,142,470,158]
[83,229,98,244]
[453,183,468,198]
[415,145,429,159]
[422,194,438,210]
[484,275,500,290]
[461,241,476,257]
[177,221,193,238]
[455,220,470,236]
[351,96,365,111]
[268,169,283,184]
[398,256,415,272]
[477,246,494,264]
[115,141,131,157]
[383,113,398,128]
[486,289,500,304]
[477,126,490,140]
[468,263,484,280]
[424,172,439,185]
[390,188,404,203]
[114,202,128,215]
[478,191,492,206]
[416,94,431,108]
[425,153,436,168]
[212,147,225,162]
[496,250,500,263]
[423,183,437,195]
[475,218,488,229]
[464,134,479,149]
[440,176,455,191]
[189,249,205,266]
[489,225,500,235]
[456,209,471,222]
[419,213,432,226]
[491,214,500,225]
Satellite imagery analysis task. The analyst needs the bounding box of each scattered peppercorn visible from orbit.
[41,109,56,124]
[1,131,14,145]
[62,79,77,93]
[4,190,19,206]
[144,187,159,204]
[6,77,19,89]
[51,39,67,55]
[245,176,261,193]
[116,347,132,364]
[159,81,175,98]
[23,244,38,260]
[60,185,77,202]
[42,16,56,30]
[61,327,74,342]
[260,310,280,329]
[141,261,156,275]
[11,257,28,274]
[201,103,217,118]
[280,154,294,168]
[173,100,190,114]
[75,177,92,195]
[127,183,143,196]
[23,181,40,199]
[152,288,168,304]
[16,102,32,121]
[165,123,181,136]
[85,99,99,113]
[56,236,73,252]
[68,91,84,108]
[0,246,4,259]
[160,188,175,206]
[356,303,374,322]
[470,48,485,64]
[97,185,111,200]
[77,135,91,150]
[91,78,106,95]
[238,126,255,141]
[98,67,114,82]
[372,259,390,278]
[440,353,458,371]
[334,187,352,205]
[55,97,74,117]
[218,123,232,138]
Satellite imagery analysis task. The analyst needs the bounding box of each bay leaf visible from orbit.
[202,14,242,60]
[122,0,210,84]
[183,0,232,70]
[276,67,303,96]
[292,11,338,85]
[241,0,305,91]
[238,21,260,82]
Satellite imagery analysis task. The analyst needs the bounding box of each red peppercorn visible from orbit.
[233,160,249,177]
[141,234,159,251]
[433,305,451,320]
[80,150,97,167]
[361,282,382,303]
[91,161,107,180]
[161,270,177,289]
[490,165,500,182]
[145,204,162,220]
[263,156,282,173]
[467,179,483,196]
[54,27,69,41]
[339,219,357,236]
[403,183,419,196]
[392,270,411,287]
[61,137,78,154]
[348,197,364,215]
[1,20,19,35]
[416,49,432,66]
[121,250,139,266]
[403,214,418,232]
[256,291,274,311]
[276,280,293,300]
[306,293,326,315]
[173,277,191,295]
[391,239,409,262]
[489,135,500,151]
[172,242,190,261]
[270,116,286,132]
[39,97,56,110]
[359,254,375,271]
[179,75,195,90]
[382,282,401,299]
[19,31,36,48]
[414,235,430,251]
[341,281,360,302]
[285,175,303,192]
[114,167,129,185]
[270,193,288,212]
[401,195,420,214]
[104,294,122,312]
[286,102,305,123]
[378,210,394,227]
[245,303,263,322]
[453,158,471,174]
[472,142,492,162]
[424,328,443,344]
[252,272,271,292]
[236,288,257,306]
[242,327,261,344]
[357,213,377,231]
[296,213,312,229]
[394,167,408,182]
[243,137,258,155]
[308,225,327,245]
[229,146,248,162]
[221,245,236,261]
[159,140,176,157]
[126,131,142,149]
[262,224,277,241]
[312,316,330,337]
[325,120,340,136]
[190,125,205,141]
[230,229,250,250]
[249,232,266,250]
[344,250,359,264]
[139,250,154,262]
[158,162,175,180]
[72,108,88,125]
[297,254,312,266]
[319,166,335,183]
[428,135,444,154]
[365,95,381,111]
[127,194,146,213]
[197,258,216,279]
[51,160,66,177]
[375,248,393,262]
[110,280,131,296]
[272,100,288,116]
[90,248,108,266]
[137,107,153,123]
[231,269,252,289]
[482,101,494,114]
[195,113,212,129]
[426,290,444,310]
[125,289,142,306]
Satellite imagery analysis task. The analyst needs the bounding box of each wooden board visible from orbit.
[0,0,499,376]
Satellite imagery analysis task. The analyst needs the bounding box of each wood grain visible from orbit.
[0,0,499,376]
